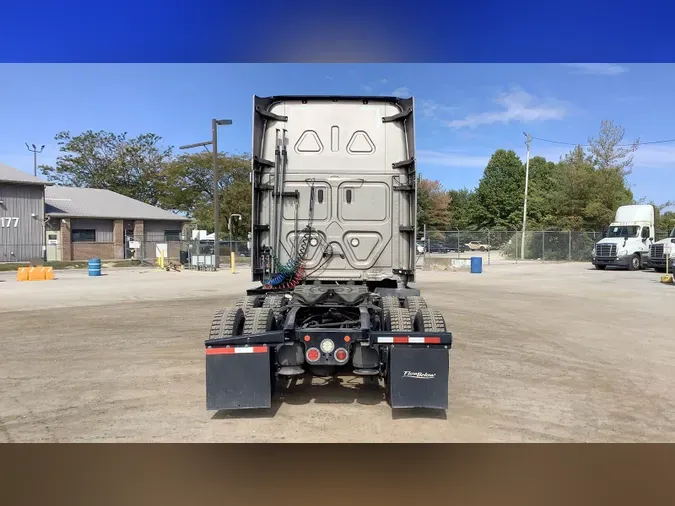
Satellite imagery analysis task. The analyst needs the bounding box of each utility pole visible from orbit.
[212,119,219,270]
[520,133,532,260]
[25,143,45,177]
[179,118,232,270]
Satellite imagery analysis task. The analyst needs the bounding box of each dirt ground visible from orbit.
[1,261,673,442]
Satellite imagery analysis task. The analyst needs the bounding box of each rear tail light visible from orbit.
[306,347,320,363]
[334,348,349,363]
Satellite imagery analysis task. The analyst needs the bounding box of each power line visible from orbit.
[531,135,675,147]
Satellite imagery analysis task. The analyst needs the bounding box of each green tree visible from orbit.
[525,155,557,228]
[160,151,251,239]
[588,120,639,176]
[650,202,675,234]
[659,212,675,234]
[40,130,173,206]
[447,188,477,229]
[474,149,525,229]
[548,145,633,230]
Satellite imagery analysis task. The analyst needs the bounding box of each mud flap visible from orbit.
[206,346,272,410]
[387,346,449,409]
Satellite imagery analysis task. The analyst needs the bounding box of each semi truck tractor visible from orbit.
[591,204,655,271]
[647,226,675,273]
[205,95,453,411]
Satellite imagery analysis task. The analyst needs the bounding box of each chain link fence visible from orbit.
[1,235,250,268]
[418,229,669,263]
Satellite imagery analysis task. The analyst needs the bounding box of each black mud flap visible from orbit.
[387,346,449,409]
[206,345,272,410]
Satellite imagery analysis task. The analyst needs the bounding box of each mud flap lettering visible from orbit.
[205,347,272,410]
[388,346,449,409]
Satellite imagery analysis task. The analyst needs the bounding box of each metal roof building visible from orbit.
[45,186,189,221]
[0,163,50,261]
[44,187,191,262]
[1,161,191,262]
[0,162,53,186]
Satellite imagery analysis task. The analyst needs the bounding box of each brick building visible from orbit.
[45,186,191,261]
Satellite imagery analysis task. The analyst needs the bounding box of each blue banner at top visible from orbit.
[2,0,674,62]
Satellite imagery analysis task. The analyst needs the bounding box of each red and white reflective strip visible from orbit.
[206,345,268,355]
[377,336,441,344]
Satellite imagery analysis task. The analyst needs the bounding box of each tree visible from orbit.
[40,130,173,206]
[447,188,477,229]
[548,145,633,230]
[588,120,639,176]
[524,155,557,227]
[658,211,675,234]
[650,201,675,233]
[417,177,451,231]
[159,151,251,239]
[473,149,524,229]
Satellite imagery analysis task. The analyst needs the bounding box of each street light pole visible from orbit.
[520,133,532,260]
[25,143,45,177]
[179,118,232,270]
[212,119,220,270]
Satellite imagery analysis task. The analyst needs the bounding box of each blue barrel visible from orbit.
[88,258,102,277]
[470,256,482,274]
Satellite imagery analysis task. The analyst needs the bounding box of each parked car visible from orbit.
[465,240,491,251]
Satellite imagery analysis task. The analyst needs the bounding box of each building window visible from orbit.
[72,229,96,242]
[165,230,181,241]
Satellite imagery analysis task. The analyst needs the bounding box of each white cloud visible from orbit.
[380,78,389,84]
[417,149,489,168]
[360,84,373,92]
[390,86,411,98]
[418,99,456,118]
[563,63,629,76]
[325,75,334,80]
[446,87,568,129]
[632,144,675,169]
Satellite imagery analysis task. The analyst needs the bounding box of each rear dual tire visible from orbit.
[208,306,276,339]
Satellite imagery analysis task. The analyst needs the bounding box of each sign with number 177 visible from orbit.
[1,217,19,228]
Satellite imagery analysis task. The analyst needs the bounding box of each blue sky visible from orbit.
[1,63,674,207]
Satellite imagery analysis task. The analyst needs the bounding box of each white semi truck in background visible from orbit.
[591,204,655,271]
[647,227,675,273]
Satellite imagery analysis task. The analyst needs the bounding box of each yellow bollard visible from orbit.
[28,266,46,281]
[17,267,29,282]
[231,251,236,274]
[661,253,673,284]
[44,266,55,280]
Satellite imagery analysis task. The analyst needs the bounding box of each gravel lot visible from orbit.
[1,262,673,442]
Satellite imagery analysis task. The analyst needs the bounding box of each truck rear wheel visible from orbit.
[388,307,413,332]
[403,296,427,314]
[243,308,276,334]
[236,295,262,311]
[380,295,400,311]
[413,308,447,333]
[209,307,245,339]
[262,294,286,309]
